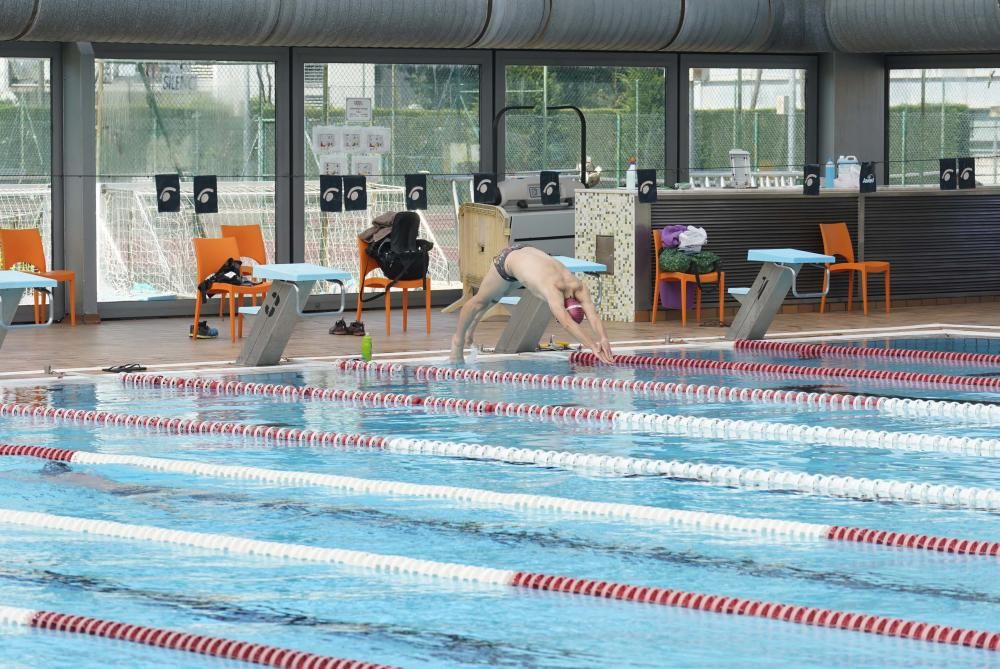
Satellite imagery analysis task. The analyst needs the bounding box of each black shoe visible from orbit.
[329,319,349,335]
[189,320,218,339]
[349,321,366,336]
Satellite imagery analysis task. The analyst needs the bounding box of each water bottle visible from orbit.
[824,159,835,189]
[361,334,373,361]
[625,157,637,191]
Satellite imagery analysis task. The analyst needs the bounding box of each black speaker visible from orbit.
[343,175,367,211]
[154,174,181,213]
[958,157,976,189]
[859,162,877,193]
[803,164,820,196]
[473,173,498,204]
[319,175,343,212]
[939,158,957,190]
[540,171,561,205]
[636,169,657,203]
[405,173,428,210]
[193,175,218,214]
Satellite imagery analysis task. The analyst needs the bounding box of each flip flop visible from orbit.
[102,363,148,373]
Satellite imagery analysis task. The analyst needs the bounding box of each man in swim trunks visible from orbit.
[450,244,614,364]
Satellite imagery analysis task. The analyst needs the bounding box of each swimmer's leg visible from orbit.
[451,267,513,362]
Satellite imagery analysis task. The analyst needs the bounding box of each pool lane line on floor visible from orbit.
[122,374,1000,458]
[570,351,1000,389]
[3,443,997,557]
[1,402,998,511]
[735,339,1000,366]
[1,509,998,654]
[333,360,1000,423]
[0,604,394,669]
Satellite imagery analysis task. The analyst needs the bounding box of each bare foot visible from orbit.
[450,337,465,364]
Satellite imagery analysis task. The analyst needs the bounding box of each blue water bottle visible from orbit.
[824,160,835,189]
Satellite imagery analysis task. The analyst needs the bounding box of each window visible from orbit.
[889,68,1000,186]
[303,62,480,290]
[504,65,665,185]
[688,68,805,185]
[95,59,276,302]
[0,57,52,279]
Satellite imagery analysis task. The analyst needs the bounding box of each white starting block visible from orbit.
[494,256,606,354]
[237,263,351,366]
[726,248,835,341]
[0,270,57,352]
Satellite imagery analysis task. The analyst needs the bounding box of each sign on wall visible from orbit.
[345,97,373,124]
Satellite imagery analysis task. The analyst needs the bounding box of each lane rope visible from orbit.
[3,443,996,557]
[2,404,998,511]
[0,604,393,668]
[332,360,1000,424]
[568,351,1000,389]
[1,509,997,653]
[734,338,1000,366]
[121,375,1000,457]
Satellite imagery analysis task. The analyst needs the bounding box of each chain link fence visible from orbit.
[689,68,805,184]
[889,68,1000,186]
[504,65,666,185]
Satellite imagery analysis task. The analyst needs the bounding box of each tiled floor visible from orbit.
[1,301,998,376]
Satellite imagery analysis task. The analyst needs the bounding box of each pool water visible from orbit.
[0,342,998,668]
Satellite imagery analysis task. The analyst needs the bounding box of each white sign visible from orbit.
[345,97,373,124]
[351,154,381,177]
[342,126,364,153]
[311,126,341,155]
[319,153,349,176]
[362,127,391,154]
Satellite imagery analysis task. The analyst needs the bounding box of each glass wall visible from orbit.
[504,65,665,185]
[0,57,52,277]
[889,68,1000,186]
[688,68,805,186]
[95,59,276,302]
[303,62,480,290]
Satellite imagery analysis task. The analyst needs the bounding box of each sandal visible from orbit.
[102,363,148,373]
[329,319,350,335]
[348,321,366,336]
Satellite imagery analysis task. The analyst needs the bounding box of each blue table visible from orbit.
[0,270,57,351]
[237,263,351,366]
[726,248,835,341]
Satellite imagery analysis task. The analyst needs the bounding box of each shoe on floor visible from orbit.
[329,319,349,335]
[189,320,218,339]
[348,321,366,336]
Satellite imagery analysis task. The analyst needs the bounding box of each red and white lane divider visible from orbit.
[1,510,997,653]
[0,605,393,669]
[735,338,1000,366]
[333,360,1000,423]
[3,403,999,511]
[569,351,1000,389]
[4,443,996,557]
[120,375,1000,458]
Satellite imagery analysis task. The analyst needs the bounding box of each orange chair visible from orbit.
[219,224,268,315]
[818,222,890,315]
[355,236,431,336]
[192,237,270,342]
[651,230,724,327]
[0,228,75,326]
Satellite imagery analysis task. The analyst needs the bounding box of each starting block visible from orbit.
[0,270,57,352]
[237,263,350,366]
[493,256,606,354]
[726,248,834,341]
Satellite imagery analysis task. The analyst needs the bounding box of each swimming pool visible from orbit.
[0,335,998,667]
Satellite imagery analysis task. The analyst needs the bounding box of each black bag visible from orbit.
[197,257,257,303]
[366,211,433,283]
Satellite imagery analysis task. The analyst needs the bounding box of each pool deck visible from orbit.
[1,301,997,376]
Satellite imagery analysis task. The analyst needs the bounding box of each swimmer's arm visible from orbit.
[542,290,604,357]
[574,283,610,342]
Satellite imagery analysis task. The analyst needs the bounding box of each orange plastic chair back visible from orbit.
[193,237,242,283]
[220,224,267,265]
[652,229,663,272]
[357,236,380,280]
[819,222,856,264]
[0,228,47,272]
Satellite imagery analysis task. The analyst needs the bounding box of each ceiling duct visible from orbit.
[17,0,281,45]
[471,0,549,49]
[0,0,35,41]
[515,0,683,51]
[665,0,773,52]
[826,0,1000,53]
[263,0,488,48]
[762,0,832,53]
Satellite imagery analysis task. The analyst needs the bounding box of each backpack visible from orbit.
[196,257,259,303]
[365,211,433,285]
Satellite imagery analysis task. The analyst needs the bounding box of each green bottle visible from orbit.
[361,334,373,361]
